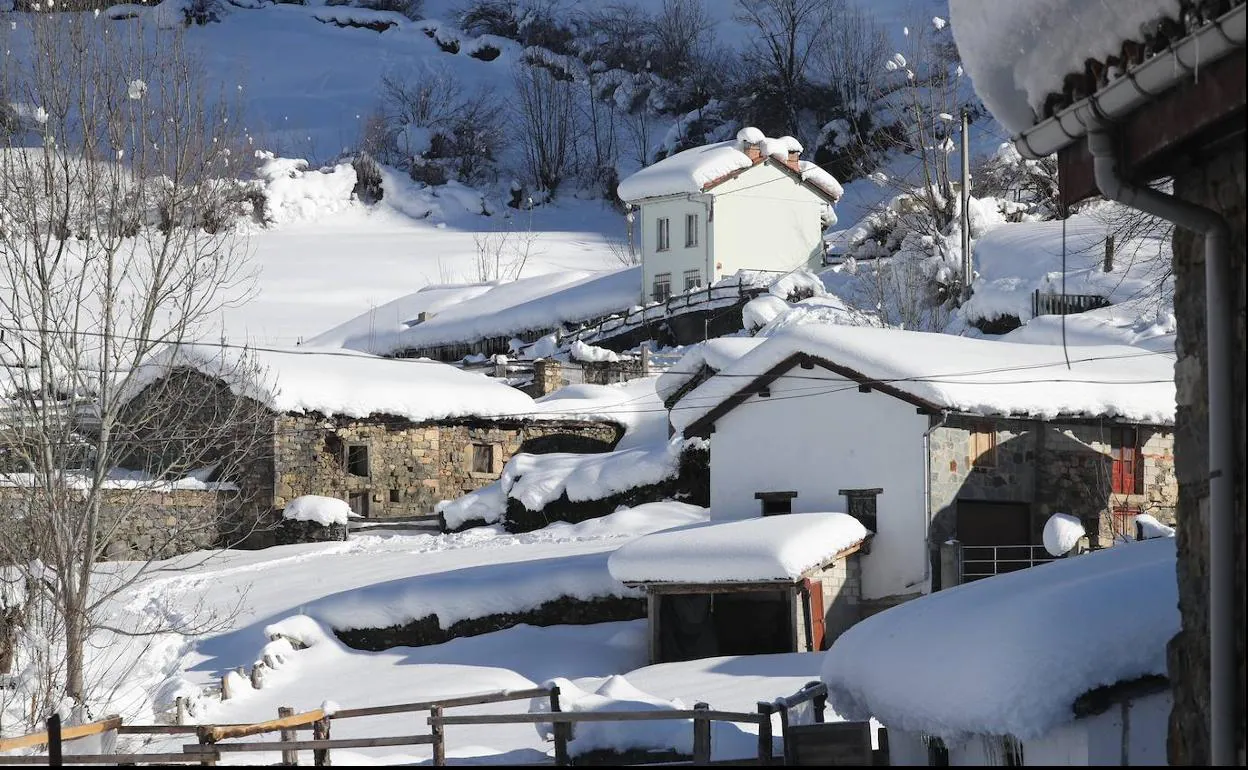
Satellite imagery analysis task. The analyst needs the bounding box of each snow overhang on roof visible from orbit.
[616,127,843,205]
[607,512,869,586]
[669,326,1178,436]
[123,343,545,424]
[951,0,1246,161]
[821,537,1180,743]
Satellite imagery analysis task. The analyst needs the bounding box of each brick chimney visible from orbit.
[737,126,765,163]
[779,135,803,172]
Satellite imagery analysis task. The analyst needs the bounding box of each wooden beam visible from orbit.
[187,735,434,753]
[329,687,552,719]
[0,717,122,753]
[434,709,766,726]
[197,709,325,744]
[629,581,797,594]
[0,753,214,765]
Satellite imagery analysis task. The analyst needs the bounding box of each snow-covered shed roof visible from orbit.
[655,337,765,406]
[607,512,869,585]
[617,127,843,203]
[125,344,542,423]
[950,0,1193,134]
[308,268,640,356]
[670,325,1177,434]
[821,537,1179,742]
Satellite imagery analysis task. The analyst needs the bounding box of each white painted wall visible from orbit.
[708,367,930,600]
[634,162,830,301]
[709,162,828,281]
[638,195,711,304]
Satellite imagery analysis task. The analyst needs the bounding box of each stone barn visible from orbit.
[608,513,870,663]
[120,345,622,546]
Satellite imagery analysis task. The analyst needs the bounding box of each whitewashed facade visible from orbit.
[619,130,841,305]
[705,366,931,602]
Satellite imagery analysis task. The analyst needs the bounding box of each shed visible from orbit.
[608,513,870,663]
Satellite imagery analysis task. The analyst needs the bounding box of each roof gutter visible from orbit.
[1088,126,1237,767]
[1013,2,1247,160]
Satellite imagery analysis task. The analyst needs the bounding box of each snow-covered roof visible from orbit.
[607,512,869,585]
[949,0,1185,134]
[125,344,542,423]
[616,126,843,203]
[308,268,639,356]
[671,325,1177,433]
[821,537,1179,742]
[655,337,765,405]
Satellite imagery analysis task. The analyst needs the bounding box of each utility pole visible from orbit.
[960,110,972,301]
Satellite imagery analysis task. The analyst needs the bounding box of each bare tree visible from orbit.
[513,63,578,194]
[0,14,265,726]
[734,0,833,131]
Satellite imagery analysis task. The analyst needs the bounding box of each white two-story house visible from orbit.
[617,127,844,305]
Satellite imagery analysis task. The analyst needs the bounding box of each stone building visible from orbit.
[120,345,622,548]
[667,325,1178,612]
[950,1,1245,762]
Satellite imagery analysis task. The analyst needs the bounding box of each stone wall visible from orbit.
[804,555,861,652]
[928,416,1177,549]
[333,595,646,650]
[1167,142,1246,765]
[272,415,622,518]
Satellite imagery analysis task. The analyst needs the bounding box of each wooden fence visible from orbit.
[0,682,882,766]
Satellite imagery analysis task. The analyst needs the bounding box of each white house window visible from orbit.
[656,217,671,251]
[652,273,672,302]
[685,213,699,247]
[683,269,702,291]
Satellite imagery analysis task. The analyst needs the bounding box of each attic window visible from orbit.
[755,491,797,516]
[839,487,882,532]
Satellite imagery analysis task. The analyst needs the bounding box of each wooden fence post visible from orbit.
[196,727,216,767]
[808,681,828,724]
[549,686,570,767]
[430,705,445,766]
[176,696,189,726]
[46,713,63,768]
[313,716,331,767]
[692,702,711,765]
[755,701,773,765]
[278,706,297,765]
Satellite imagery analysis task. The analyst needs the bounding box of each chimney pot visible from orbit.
[786,150,801,173]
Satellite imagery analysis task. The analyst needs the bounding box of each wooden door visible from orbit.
[804,578,826,652]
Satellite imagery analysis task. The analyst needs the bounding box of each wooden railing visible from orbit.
[432,698,776,765]
[0,682,865,766]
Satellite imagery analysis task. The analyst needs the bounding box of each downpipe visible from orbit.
[1087,127,1237,765]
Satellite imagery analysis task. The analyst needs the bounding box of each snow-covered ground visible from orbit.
[45,504,824,764]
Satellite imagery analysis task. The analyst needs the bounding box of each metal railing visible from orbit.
[960,544,1056,583]
[1031,289,1110,317]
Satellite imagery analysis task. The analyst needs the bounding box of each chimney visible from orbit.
[736,127,765,163]
[779,135,803,172]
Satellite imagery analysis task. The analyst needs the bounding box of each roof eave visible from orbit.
[1012,2,1246,161]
